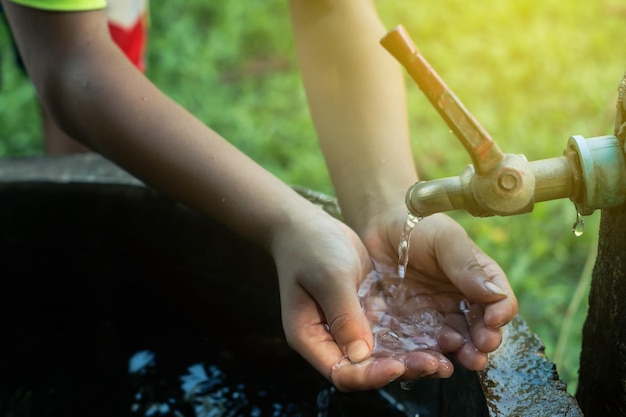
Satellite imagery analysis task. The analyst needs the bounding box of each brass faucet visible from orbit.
[381,25,626,218]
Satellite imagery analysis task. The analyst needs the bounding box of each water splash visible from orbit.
[316,387,334,417]
[397,213,420,279]
[358,268,446,359]
[399,380,414,391]
[572,211,585,237]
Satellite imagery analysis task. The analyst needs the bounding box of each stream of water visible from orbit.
[356,212,451,382]
[397,213,419,279]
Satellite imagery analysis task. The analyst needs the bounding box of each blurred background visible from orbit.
[1,0,623,395]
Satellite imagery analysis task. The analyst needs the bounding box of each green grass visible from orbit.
[1,0,622,395]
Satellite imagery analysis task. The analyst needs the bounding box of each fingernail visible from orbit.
[332,355,351,370]
[389,369,405,382]
[346,339,370,363]
[489,320,507,330]
[483,280,508,297]
[388,359,407,382]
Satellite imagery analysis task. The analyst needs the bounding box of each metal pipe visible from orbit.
[406,155,577,218]
[531,156,575,204]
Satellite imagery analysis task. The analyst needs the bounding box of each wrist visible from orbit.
[336,182,412,237]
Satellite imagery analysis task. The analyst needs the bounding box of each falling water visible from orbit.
[356,213,466,393]
[397,213,420,279]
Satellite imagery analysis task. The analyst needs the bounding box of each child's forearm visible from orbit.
[289,0,418,234]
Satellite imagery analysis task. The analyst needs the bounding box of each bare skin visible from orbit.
[1,0,518,392]
[41,107,90,154]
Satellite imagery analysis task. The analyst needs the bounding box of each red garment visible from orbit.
[108,16,148,72]
[106,0,149,72]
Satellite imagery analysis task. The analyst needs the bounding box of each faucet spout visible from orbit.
[405,175,468,218]
[406,155,576,218]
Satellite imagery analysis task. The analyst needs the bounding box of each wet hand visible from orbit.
[271,207,453,391]
[360,211,518,376]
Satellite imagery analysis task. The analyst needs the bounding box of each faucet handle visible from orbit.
[380,25,505,175]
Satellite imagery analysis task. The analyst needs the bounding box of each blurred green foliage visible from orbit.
[1,0,623,395]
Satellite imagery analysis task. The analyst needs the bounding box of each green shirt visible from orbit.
[9,0,106,11]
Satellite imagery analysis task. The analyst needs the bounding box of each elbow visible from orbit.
[34,61,97,142]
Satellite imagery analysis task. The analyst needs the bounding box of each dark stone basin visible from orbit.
[0,154,583,416]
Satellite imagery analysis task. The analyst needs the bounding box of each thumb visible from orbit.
[428,219,517,330]
[445,245,510,304]
[322,279,375,363]
[430,219,511,304]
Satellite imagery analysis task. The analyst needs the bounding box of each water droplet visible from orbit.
[399,380,415,391]
[316,387,333,416]
[572,212,585,237]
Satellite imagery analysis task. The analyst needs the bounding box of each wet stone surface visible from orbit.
[478,317,584,417]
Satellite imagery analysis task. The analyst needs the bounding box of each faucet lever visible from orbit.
[380,24,505,175]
